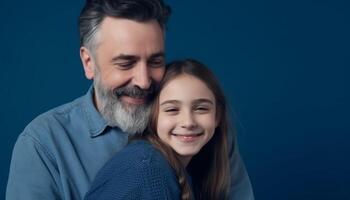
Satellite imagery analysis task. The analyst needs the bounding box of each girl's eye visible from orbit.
[164,108,179,113]
[194,106,210,113]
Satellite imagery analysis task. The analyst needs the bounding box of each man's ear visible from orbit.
[80,47,96,80]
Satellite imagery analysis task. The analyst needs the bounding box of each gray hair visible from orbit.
[78,0,171,54]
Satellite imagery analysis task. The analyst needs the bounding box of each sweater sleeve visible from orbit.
[84,141,181,200]
[139,151,181,200]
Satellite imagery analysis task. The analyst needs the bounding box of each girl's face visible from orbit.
[157,74,218,165]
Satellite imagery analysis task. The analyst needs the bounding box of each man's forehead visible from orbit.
[93,19,164,61]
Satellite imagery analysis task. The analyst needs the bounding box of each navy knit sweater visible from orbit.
[84,140,181,200]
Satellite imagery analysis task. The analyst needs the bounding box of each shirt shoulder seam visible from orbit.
[19,132,56,164]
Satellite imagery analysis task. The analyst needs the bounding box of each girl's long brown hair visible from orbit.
[144,59,231,199]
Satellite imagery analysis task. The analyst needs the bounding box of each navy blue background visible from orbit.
[1,0,349,199]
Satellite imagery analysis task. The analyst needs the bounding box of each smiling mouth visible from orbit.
[171,132,204,143]
[120,96,147,105]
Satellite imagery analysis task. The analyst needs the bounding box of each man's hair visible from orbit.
[79,0,171,52]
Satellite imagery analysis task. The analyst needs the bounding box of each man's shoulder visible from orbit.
[20,95,86,141]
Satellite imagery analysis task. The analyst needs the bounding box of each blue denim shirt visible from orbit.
[6,87,254,200]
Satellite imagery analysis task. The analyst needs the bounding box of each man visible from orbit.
[6,0,254,199]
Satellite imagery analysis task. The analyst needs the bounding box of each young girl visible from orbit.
[85,59,231,200]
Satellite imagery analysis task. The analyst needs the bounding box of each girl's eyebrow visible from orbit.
[192,98,214,105]
[160,99,214,106]
[160,100,180,106]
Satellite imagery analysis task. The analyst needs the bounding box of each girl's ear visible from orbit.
[80,47,96,80]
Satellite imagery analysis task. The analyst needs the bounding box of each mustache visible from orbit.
[113,84,158,99]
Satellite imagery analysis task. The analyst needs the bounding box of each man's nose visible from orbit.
[132,63,151,89]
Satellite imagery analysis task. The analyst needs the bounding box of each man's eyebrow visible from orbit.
[111,54,139,62]
[160,99,179,106]
[149,52,165,59]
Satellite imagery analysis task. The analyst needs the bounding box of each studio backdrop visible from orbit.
[1,0,349,199]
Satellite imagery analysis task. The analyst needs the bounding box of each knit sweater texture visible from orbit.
[84,140,181,200]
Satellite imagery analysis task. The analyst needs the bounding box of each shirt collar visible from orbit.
[82,86,109,138]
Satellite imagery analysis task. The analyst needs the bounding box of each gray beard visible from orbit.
[93,75,151,135]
